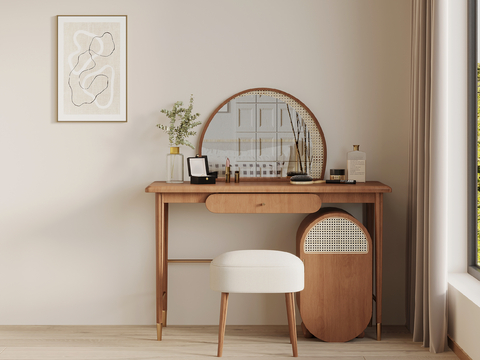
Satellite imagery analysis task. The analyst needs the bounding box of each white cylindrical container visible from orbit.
[347,145,366,182]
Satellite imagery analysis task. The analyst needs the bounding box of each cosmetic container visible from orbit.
[347,145,366,182]
[225,166,231,183]
[330,169,345,180]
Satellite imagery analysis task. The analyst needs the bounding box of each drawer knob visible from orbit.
[261,203,265,206]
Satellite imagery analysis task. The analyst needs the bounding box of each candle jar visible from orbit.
[330,169,345,180]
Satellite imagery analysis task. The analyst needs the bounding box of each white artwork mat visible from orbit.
[57,16,127,122]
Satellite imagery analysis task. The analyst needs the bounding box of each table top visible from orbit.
[145,181,392,194]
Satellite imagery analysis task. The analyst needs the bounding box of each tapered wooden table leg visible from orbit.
[155,194,168,341]
[156,323,162,341]
[375,193,383,341]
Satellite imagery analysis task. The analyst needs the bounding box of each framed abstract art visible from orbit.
[57,15,127,122]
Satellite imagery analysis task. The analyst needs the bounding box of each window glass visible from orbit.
[477,62,480,266]
[476,1,480,267]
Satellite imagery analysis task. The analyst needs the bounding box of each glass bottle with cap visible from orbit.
[347,145,366,182]
[166,146,184,183]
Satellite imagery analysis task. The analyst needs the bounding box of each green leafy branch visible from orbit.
[157,94,201,149]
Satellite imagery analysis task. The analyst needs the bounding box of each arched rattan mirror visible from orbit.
[199,88,327,180]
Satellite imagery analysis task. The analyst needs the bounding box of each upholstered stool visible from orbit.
[210,250,304,357]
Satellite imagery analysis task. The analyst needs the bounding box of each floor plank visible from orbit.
[0,325,459,359]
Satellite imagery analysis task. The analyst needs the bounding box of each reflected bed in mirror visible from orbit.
[199,88,327,180]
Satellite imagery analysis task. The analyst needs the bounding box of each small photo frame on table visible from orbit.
[57,15,127,122]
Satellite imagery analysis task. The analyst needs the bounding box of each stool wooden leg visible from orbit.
[285,294,293,344]
[285,292,298,357]
[217,292,229,357]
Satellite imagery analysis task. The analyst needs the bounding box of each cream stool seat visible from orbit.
[210,250,304,357]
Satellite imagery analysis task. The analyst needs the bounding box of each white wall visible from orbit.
[0,0,412,326]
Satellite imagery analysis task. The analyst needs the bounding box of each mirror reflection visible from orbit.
[201,94,314,178]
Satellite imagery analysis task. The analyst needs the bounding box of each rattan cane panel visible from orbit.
[304,217,368,254]
[239,90,325,179]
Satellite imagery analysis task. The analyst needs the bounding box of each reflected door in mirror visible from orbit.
[202,94,311,178]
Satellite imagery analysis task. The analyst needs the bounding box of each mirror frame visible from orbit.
[198,88,327,181]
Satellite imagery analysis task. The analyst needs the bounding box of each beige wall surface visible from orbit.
[0,0,411,325]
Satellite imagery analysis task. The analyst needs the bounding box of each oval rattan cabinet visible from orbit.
[296,207,372,342]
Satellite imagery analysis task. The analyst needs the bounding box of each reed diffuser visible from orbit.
[286,105,312,176]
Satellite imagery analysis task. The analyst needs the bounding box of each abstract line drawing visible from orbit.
[57,16,127,122]
[68,31,116,108]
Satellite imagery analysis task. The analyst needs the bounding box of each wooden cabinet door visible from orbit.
[296,208,373,342]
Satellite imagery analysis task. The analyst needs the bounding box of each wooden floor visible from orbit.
[0,325,459,359]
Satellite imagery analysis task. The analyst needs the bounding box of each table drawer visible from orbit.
[205,194,321,214]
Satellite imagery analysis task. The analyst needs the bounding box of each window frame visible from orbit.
[468,0,480,280]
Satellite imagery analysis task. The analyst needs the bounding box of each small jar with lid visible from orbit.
[330,169,345,180]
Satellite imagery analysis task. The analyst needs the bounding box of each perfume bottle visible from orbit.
[347,145,366,182]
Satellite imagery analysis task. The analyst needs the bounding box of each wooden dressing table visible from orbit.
[145,180,391,341]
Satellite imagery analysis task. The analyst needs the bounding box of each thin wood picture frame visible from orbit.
[57,15,127,122]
